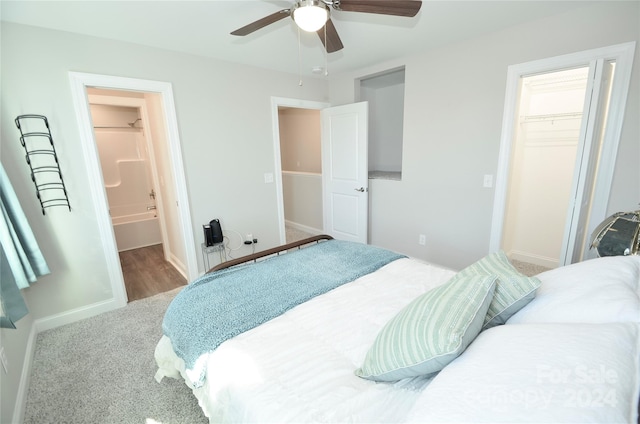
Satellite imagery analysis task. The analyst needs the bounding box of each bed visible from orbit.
[155,235,640,423]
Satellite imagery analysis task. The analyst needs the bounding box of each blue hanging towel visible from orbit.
[0,163,50,328]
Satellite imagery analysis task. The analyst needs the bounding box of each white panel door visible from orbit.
[321,102,368,243]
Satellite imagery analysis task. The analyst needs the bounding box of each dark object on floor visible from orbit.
[591,210,640,257]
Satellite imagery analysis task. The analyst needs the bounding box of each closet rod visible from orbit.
[520,112,582,123]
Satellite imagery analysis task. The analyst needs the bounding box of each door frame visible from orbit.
[69,72,199,308]
[489,42,636,263]
[271,97,330,244]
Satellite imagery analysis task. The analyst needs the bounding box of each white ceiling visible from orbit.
[1,1,598,77]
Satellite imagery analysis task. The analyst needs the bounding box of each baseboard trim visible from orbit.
[34,297,125,333]
[285,220,323,236]
[508,249,558,269]
[168,253,187,280]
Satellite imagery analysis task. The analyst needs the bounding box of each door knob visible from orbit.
[354,187,366,192]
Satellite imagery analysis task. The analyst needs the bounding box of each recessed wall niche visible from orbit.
[357,67,405,181]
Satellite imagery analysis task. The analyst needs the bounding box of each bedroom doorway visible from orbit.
[277,106,324,243]
[490,42,635,268]
[272,97,329,245]
[272,97,369,245]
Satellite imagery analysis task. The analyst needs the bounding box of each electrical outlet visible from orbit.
[0,347,8,374]
[418,234,426,246]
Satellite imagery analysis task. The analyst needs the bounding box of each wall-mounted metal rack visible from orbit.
[15,114,71,215]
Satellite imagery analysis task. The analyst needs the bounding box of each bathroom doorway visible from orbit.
[88,91,186,300]
[70,72,198,309]
[87,87,188,301]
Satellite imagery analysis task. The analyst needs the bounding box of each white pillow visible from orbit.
[507,255,640,324]
[405,322,640,423]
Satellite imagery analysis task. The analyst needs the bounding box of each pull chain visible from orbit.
[324,24,329,77]
[298,26,303,86]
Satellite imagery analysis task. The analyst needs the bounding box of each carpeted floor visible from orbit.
[24,287,207,424]
[510,259,552,277]
[285,224,314,244]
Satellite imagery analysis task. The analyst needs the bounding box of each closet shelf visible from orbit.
[15,114,71,215]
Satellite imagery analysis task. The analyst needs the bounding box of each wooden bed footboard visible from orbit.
[208,234,334,273]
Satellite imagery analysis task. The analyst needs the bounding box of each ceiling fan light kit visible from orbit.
[231,0,422,53]
[292,0,329,32]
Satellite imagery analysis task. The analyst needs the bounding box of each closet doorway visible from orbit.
[490,42,635,270]
[501,67,590,270]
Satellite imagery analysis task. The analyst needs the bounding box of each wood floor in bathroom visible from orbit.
[119,243,187,302]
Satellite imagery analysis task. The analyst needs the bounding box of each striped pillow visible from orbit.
[456,251,541,329]
[355,274,497,382]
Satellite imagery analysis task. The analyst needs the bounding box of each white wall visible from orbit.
[0,22,327,423]
[361,81,405,173]
[144,92,186,274]
[331,1,639,271]
[282,172,323,232]
[279,108,321,173]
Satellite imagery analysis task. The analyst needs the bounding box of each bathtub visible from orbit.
[112,210,162,252]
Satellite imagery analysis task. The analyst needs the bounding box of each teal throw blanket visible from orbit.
[163,239,405,387]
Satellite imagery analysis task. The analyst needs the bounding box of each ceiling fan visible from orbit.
[231,0,422,53]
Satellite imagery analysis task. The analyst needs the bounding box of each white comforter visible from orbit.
[155,255,640,423]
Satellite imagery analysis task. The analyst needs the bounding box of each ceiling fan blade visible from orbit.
[230,9,290,36]
[336,0,422,17]
[317,19,344,53]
